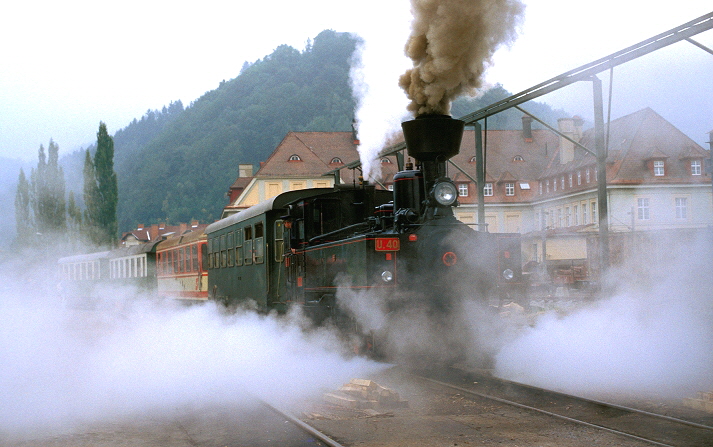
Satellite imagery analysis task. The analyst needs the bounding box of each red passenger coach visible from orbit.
[156,229,209,300]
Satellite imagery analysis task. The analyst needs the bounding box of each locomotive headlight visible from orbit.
[381,270,394,282]
[433,181,458,206]
[502,268,514,280]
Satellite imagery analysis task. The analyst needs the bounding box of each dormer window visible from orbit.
[381,158,392,164]
[513,155,524,161]
[653,160,665,176]
[691,160,702,175]
[469,156,477,163]
[330,157,343,165]
[288,154,301,162]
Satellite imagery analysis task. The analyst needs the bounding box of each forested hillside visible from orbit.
[54,29,566,236]
[116,30,359,231]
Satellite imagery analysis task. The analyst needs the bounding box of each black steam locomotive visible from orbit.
[59,115,522,357]
[205,115,523,352]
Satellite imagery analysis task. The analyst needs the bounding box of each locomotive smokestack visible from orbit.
[401,114,464,193]
[401,114,465,162]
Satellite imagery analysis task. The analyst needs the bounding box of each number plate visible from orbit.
[375,238,400,251]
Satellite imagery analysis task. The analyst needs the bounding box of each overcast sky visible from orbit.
[1,1,711,164]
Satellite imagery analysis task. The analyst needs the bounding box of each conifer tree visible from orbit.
[28,140,66,241]
[14,168,32,245]
[83,122,118,247]
[67,190,82,247]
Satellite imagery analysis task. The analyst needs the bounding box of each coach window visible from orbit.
[220,234,227,268]
[235,228,243,266]
[254,222,264,264]
[274,220,284,262]
[213,239,220,269]
[200,242,208,271]
[206,240,212,269]
[244,225,253,265]
[192,244,199,271]
[227,232,234,267]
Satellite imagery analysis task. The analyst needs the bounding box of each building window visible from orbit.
[553,179,557,192]
[546,180,550,193]
[483,183,493,196]
[577,171,581,185]
[691,160,702,175]
[675,197,687,219]
[330,157,343,164]
[288,154,301,161]
[637,198,650,220]
[568,174,573,188]
[582,203,588,224]
[387,184,394,191]
[586,168,591,183]
[565,206,570,226]
[539,182,543,195]
[458,183,469,196]
[556,209,562,227]
[573,205,578,226]
[591,201,597,223]
[561,176,565,190]
[653,160,664,176]
[505,183,515,196]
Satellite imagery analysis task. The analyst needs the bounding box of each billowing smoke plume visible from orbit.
[400,0,525,116]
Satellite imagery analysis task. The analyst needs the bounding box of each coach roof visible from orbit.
[205,188,333,234]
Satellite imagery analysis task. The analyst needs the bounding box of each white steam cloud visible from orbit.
[494,231,713,400]
[0,255,384,441]
[349,3,412,181]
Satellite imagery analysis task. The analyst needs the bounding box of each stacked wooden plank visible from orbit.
[322,379,409,410]
[683,391,713,413]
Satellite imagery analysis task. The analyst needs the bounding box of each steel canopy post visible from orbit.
[474,122,486,230]
[592,76,610,275]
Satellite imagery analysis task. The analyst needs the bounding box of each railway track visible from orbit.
[259,399,345,447]
[412,366,713,447]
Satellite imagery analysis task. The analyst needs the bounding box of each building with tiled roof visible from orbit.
[121,221,209,246]
[222,131,398,217]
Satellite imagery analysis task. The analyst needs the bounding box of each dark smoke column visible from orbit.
[399,0,525,116]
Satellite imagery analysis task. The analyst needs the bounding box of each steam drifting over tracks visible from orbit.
[413,366,713,447]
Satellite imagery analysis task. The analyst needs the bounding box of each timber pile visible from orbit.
[683,391,713,413]
[322,379,409,410]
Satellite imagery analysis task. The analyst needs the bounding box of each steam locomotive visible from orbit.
[58,115,523,354]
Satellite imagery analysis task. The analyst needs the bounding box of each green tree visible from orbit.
[14,168,32,244]
[83,122,118,247]
[29,139,66,241]
[66,190,82,247]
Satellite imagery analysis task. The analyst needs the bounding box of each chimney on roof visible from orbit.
[238,164,253,178]
[137,223,144,230]
[573,116,584,140]
[352,119,360,145]
[558,117,575,165]
[521,115,533,142]
[191,220,199,228]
